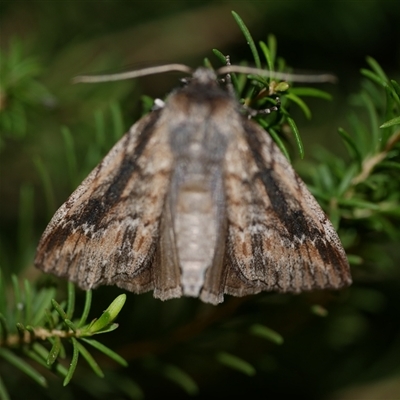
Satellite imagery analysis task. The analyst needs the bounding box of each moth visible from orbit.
[34,64,352,305]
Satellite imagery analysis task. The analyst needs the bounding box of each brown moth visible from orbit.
[34,66,352,305]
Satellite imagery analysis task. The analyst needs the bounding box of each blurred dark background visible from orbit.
[1,1,400,399]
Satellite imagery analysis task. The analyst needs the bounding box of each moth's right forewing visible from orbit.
[223,118,351,296]
[35,110,175,292]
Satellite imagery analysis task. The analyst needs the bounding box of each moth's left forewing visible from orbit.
[223,117,351,296]
[35,110,176,293]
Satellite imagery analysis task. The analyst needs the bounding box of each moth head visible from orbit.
[191,68,218,84]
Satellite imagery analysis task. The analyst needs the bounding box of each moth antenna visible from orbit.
[72,64,193,84]
[217,65,337,83]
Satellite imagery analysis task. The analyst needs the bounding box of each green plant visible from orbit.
[0,274,127,399]
[0,39,53,149]
[1,9,399,400]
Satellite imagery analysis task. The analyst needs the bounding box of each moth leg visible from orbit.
[244,96,281,119]
[219,55,236,98]
[221,55,281,119]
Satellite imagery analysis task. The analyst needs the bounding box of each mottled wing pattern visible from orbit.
[34,110,175,293]
[221,118,352,297]
[35,67,352,305]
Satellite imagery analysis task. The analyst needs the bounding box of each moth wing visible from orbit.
[222,119,352,297]
[35,110,176,294]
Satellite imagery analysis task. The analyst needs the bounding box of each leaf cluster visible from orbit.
[0,9,399,400]
[0,39,54,149]
[307,57,400,262]
[0,273,127,399]
[210,11,334,162]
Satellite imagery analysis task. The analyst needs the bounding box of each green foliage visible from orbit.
[1,6,399,400]
[216,351,256,376]
[249,324,284,345]
[0,39,53,148]
[307,56,399,241]
[0,274,127,395]
[212,25,332,161]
